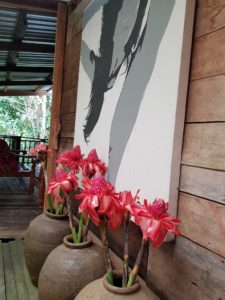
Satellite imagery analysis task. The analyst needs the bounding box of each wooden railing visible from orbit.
[0,135,48,166]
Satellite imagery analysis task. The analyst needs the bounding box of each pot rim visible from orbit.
[103,270,140,295]
[63,234,93,249]
[44,209,68,220]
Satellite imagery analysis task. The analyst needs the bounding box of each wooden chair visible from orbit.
[0,139,36,193]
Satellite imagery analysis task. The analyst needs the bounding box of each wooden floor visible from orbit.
[0,239,38,300]
[0,177,42,238]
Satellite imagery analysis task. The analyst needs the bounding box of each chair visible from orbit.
[0,139,36,193]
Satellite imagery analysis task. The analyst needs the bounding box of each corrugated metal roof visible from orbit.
[0,6,56,94]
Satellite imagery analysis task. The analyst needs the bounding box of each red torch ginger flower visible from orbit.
[132,198,180,247]
[47,169,78,203]
[77,173,121,229]
[119,190,140,213]
[27,143,51,157]
[57,145,84,173]
[82,149,107,177]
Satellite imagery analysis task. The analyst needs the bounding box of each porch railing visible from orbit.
[0,135,48,166]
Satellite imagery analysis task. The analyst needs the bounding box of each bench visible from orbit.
[0,139,36,194]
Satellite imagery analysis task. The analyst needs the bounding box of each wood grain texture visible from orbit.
[3,243,17,300]
[58,137,74,152]
[60,113,76,138]
[0,240,37,300]
[180,165,225,204]
[66,0,91,44]
[0,178,41,238]
[182,123,225,171]
[194,0,225,38]
[47,3,68,180]
[63,32,81,92]
[191,27,225,80]
[61,87,77,115]
[186,75,225,122]
[147,236,225,300]
[178,192,225,257]
[0,242,6,300]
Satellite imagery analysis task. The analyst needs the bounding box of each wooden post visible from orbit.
[46,3,68,201]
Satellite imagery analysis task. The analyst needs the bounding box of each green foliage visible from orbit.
[0,95,51,138]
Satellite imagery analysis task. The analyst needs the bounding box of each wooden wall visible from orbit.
[55,1,225,299]
[58,2,88,152]
[147,1,225,299]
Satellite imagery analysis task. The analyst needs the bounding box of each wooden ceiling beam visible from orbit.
[0,80,52,86]
[0,42,55,53]
[0,66,53,73]
[0,90,49,96]
[0,0,58,13]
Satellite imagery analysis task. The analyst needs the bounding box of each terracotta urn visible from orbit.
[24,209,70,286]
[38,235,106,300]
[75,270,159,300]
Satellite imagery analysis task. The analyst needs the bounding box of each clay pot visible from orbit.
[24,209,70,286]
[38,235,106,300]
[75,270,159,299]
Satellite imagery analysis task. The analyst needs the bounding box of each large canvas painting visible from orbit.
[74,0,195,214]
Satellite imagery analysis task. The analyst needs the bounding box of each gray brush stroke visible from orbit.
[108,0,176,185]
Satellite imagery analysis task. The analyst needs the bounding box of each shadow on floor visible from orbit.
[0,177,42,238]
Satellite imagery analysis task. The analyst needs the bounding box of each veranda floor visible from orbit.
[0,177,42,238]
[0,239,38,300]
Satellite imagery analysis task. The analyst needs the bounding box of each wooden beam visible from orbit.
[0,66,53,73]
[0,42,55,53]
[0,90,48,96]
[47,3,68,184]
[0,80,52,86]
[0,0,58,13]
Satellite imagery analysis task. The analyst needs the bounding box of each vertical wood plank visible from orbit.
[47,3,68,184]
[60,113,76,138]
[2,242,17,300]
[17,240,38,300]
[0,241,6,300]
[10,240,29,300]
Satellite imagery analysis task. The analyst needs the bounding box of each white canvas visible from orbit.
[74,0,195,216]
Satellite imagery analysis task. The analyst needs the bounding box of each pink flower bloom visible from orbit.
[47,169,78,203]
[57,145,84,173]
[118,190,140,213]
[133,199,180,247]
[77,174,121,229]
[82,149,107,177]
[27,143,51,157]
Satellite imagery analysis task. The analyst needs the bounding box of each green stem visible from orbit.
[127,270,137,287]
[83,215,90,242]
[76,212,84,243]
[99,219,114,285]
[47,194,54,214]
[59,203,64,215]
[127,239,147,287]
[71,226,77,243]
[66,194,77,243]
[122,212,130,287]
[122,258,129,287]
[107,271,114,286]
